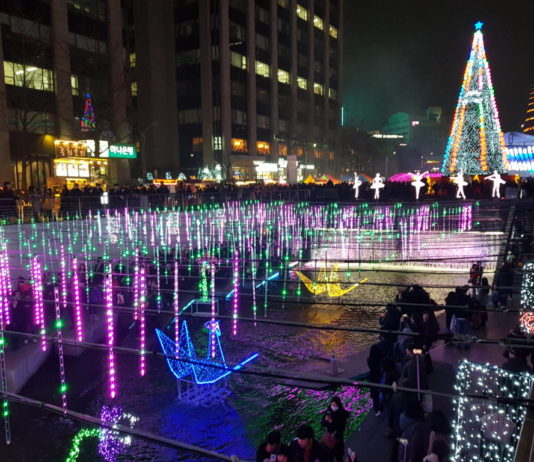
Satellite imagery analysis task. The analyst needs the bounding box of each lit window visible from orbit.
[329,25,338,39]
[212,137,221,150]
[130,82,138,96]
[297,76,307,90]
[255,61,270,78]
[3,61,54,92]
[313,15,324,30]
[314,149,323,159]
[129,52,136,68]
[257,141,270,154]
[328,88,337,99]
[71,75,79,96]
[231,52,247,70]
[278,0,288,7]
[231,138,247,152]
[278,69,290,84]
[297,147,303,157]
[279,144,288,156]
[313,82,324,96]
[328,151,334,160]
[296,5,308,21]
[193,137,204,150]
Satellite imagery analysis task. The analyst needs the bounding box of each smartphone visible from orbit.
[412,348,423,355]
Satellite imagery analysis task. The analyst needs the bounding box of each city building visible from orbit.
[0,0,133,189]
[504,131,534,173]
[380,107,448,173]
[523,85,534,134]
[127,0,343,180]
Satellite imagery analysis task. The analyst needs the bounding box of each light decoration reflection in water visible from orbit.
[156,321,259,385]
[451,360,533,462]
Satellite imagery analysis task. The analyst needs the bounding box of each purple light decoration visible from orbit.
[132,251,139,321]
[98,405,138,462]
[389,172,443,183]
[60,246,68,315]
[173,259,179,357]
[210,262,216,358]
[0,241,11,326]
[72,258,84,342]
[232,250,239,336]
[104,264,117,399]
[53,286,68,412]
[0,249,10,444]
[31,257,46,351]
[138,266,147,377]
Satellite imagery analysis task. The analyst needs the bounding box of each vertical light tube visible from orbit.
[104,264,117,398]
[232,250,239,336]
[173,259,179,356]
[53,287,68,413]
[72,257,84,342]
[139,266,147,377]
[31,257,46,352]
[210,262,216,358]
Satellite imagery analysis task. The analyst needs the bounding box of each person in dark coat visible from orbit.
[257,430,282,462]
[367,342,387,415]
[321,397,349,462]
[290,424,330,462]
[397,400,430,462]
[379,303,402,342]
[502,350,531,374]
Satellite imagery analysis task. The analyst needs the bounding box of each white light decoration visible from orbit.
[353,172,363,199]
[452,169,468,199]
[452,360,533,462]
[370,173,385,200]
[520,262,534,333]
[409,171,428,200]
[485,170,506,198]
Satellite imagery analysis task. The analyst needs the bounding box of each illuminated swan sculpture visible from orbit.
[294,265,368,297]
[156,321,258,385]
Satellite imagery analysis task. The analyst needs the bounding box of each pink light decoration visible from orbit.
[132,251,139,321]
[210,262,216,358]
[0,241,11,326]
[232,250,239,336]
[104,264,117,399]
[520,312,534,334]
[60,246,68,315]
[53,287,68,412]
[138,266,147,376]
[72,258,84,342]
[173,259,179,357]
[389,172,443,183]
[31,257,46,351]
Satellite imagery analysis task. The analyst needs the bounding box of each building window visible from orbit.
[313,82,324,96]
[297,76,308,90]
[177,49,200,66]
[71,75,79,96]
[278,18,290,34]
[130,81,138,96]
[230,22,245,41]
[257,141,270,154]
[297,147,304,157]
[178,109,201,124]
[256,33,269,51]
[129,52,136,68]
[329,25,338,39]
[328,151,334,160]
[279,144,288,156]
[257,115,270,129]
[296,4,308,21]
[3,61,54,92]
[279,119,289,132]
[231,138,247,152]
[278,0,288,7]
[231,52,247,70]
[328,88,337,100]
[313,15,324,30]
[177,21,195,36]
[278,69,290,85]
[255,61,270,78]
[193,137,204,151]
[256,6,269,23]
[232,109,247,125]
[314,149,323,159]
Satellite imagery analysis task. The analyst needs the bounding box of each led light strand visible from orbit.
[53,286,68,412]
[71,257,84,342]
[232,250,239,336]
[104,264,117,399]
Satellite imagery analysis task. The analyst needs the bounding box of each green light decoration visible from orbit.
[80,93,96,132]
[442,22,508,175]
[65,428,101,462]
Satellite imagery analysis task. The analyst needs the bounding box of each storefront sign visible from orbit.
[101,143,137,159]
[55,140,89,159]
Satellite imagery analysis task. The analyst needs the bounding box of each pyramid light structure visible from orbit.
[442,22,508,175]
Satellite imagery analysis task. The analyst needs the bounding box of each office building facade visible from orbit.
[129,0,343,180]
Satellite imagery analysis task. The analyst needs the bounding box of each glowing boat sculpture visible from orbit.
[294,264,368,297]
[155,321,258,385]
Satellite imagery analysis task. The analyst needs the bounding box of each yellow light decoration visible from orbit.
[294,265,368,297]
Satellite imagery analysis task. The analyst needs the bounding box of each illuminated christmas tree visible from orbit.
[442,22,508,175]
[80,93,96,132]
[523,85,534,134]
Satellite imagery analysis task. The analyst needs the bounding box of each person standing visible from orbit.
[320,397,349,462]
[290,424,330,462]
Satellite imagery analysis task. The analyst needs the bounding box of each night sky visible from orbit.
[342,0,534,132]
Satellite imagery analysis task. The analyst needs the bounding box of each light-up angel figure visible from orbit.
[485,170,506,198]
[409,171,428,200]
[370,173,385,200]
[452,169,468,199]
[353,172,363,199]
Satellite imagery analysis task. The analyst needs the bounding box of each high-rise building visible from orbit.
[523,85,534,134]
[127,0,343,180]
[0,0,131,189]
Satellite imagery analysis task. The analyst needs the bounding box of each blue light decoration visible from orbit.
[504,132,534,172]
[452,360,533,462]
[155,321,259,385]
[442,22,508,175]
